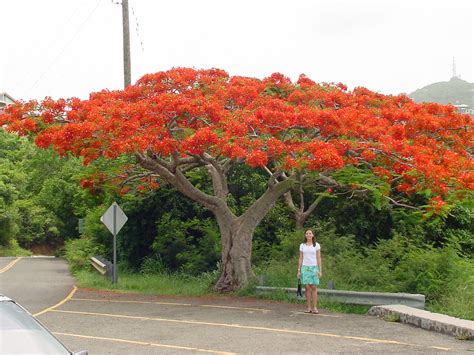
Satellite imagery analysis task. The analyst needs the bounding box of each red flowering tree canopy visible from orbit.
[1,68,472,204]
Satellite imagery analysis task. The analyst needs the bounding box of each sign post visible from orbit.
[100,202,128,283]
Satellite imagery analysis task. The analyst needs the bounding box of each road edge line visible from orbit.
[34,285,78,317]
[0,257,21,274]
[54,332,236,354]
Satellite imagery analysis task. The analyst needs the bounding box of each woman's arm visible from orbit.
[316,250,322,277]
[297,251,303,278]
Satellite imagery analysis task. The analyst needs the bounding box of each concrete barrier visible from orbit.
[369,305,474,339]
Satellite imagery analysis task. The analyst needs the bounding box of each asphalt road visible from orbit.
[0,256,74,314]
[0,257,472,354]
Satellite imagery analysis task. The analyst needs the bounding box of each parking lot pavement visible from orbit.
[37,289,474,354]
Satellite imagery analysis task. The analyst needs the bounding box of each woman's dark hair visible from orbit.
[302,229,316,246]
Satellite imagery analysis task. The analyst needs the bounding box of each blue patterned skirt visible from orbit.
[301,265,320,286]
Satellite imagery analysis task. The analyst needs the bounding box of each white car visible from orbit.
[0,294,87,354]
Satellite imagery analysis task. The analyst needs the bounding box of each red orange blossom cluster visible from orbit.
[1,68,472,207]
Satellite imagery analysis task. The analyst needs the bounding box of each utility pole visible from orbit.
[452,57,457,79]
[122,0,131,87]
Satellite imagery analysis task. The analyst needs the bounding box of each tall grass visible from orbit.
[0,240,32,257]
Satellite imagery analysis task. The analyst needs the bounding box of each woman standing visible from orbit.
[297,229,322,314]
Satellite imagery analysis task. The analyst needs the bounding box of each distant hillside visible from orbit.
[409,76,474,107]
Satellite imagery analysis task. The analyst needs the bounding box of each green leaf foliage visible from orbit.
[152,213,220,275]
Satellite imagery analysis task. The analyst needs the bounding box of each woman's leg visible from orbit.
[312,285,318,312]
[305,285,312,311]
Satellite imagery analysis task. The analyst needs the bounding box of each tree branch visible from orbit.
[173,168,223,211]
[383,195,420,210]
[283,191,297,213]
[136,152,221,211]
[303,193,325,217]
[199,153,229,199]
[240,175,295,228]
[116,172,160,186]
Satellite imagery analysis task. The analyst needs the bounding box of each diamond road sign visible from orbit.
[100,202,128,235]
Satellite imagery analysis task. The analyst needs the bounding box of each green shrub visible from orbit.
[152,215,220,275]
[0,210,16,246]
[74,269,214,296]
[430,265,474,320]
[140,254,168,275]
[64,236,106,273]
[0,239,31,257]
[13,199,62,248]
[80,206,113,258]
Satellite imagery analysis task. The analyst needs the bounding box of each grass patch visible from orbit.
[454,332,472,341]
[382,312,400,322]
[318,298,370,314]
[74,269,214,296]
[0,240,32,257]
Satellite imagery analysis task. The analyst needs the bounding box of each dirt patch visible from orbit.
[30,244,57,256]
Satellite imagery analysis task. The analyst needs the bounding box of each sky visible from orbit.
[1,0,473,102]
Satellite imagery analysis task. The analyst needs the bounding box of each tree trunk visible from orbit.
[284,191,324,230]
[295,211,306,230]
[212,179,293,291]
[214,218,254,291]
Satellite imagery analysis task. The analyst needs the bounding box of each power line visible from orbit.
[26,0,103,96]
[452,57,457,78]
[131,4,144,52]
[15,5,82,91]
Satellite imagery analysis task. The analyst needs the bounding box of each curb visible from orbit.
[368,305,474,340]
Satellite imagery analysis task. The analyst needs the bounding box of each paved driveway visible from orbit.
[1,257,472,354]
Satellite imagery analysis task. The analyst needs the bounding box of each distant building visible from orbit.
[453,97,474,116]
[453,103,474,115]
[0,92,16,111]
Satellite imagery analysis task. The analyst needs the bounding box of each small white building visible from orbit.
[453,103,474,115]
[0,92,16,109]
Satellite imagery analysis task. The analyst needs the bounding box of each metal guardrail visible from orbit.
[256,286,425,309]
[90,256,112,280]
[90,257,106,274]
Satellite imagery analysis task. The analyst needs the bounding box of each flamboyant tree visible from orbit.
[1,68,472,290]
